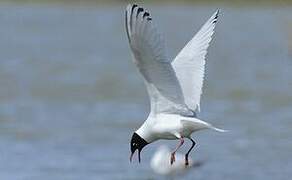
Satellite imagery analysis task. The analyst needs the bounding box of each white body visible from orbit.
[151,145,193,176]
[126,4,225,144]
[137,114,222,143]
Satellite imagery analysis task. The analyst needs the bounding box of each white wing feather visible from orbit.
[172,10,219,112]
[126,4,192,115]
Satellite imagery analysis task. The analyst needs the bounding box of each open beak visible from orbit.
[129,151,135,162]
[129,150,141,163]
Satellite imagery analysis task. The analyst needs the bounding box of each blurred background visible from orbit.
[0,0,291,180]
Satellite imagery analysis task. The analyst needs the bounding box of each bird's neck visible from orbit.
[136,119,156,143]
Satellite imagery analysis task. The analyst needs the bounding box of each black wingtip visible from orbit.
[128,4,152,21]
[136,7,144,17]
[132,4,138,8]
[143,12,150,18]
[137,7,144,13]
[213,9,220,24]
[131,4,138,13]
[215,9,220,18]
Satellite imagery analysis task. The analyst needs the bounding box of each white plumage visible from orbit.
[172,10,219,112]
[126,4,190,116]
[127,4,226,165]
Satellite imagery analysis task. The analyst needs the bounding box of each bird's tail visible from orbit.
[181,118,228,133]
[209,125,228,133]
[197,118,228,132]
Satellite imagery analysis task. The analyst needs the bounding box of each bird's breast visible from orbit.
[152,115,184,140]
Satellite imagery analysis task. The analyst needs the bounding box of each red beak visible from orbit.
[129,151,134,162]
[129,150,141,163]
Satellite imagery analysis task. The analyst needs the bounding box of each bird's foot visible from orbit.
[185,159,189,167]
[170,152,176,165]
[185,155,189,167]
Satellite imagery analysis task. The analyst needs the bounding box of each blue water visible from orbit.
[0,4,291,180]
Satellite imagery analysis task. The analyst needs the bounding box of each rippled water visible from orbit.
[0,4,291,180]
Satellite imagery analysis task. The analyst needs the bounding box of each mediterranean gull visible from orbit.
[126,4,226,165]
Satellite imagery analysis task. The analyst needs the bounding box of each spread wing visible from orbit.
[125,4,192,115]
[172,10,219,112]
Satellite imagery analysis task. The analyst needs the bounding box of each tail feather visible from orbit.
[181,118,228,133]
[210,126,228,133]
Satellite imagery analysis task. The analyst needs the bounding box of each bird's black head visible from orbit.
[129,132,148,163]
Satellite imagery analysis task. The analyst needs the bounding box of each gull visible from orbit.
[151,145,203,177]
[126,4,226,165]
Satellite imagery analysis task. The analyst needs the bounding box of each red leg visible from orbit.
[170,137,184,165]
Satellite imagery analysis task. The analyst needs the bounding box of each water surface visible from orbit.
[0,4,291,180]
